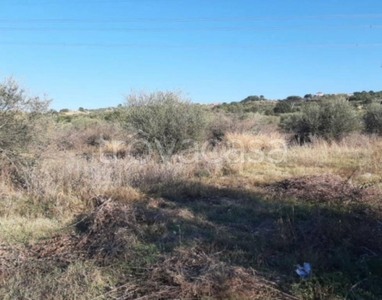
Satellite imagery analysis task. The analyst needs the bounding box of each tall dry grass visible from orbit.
[225,131,286,152]
[286,134,382,174]
[3,130,379,219]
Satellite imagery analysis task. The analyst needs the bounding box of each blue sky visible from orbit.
[0,0,381,110]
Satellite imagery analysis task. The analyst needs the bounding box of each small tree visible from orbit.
[364,104,382,135]
[124,91,206,158]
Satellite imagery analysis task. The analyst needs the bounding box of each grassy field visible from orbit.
[1,112,382,299]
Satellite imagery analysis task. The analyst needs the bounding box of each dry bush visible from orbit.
[50,121,126,153]
[0,77,50,157]
[142,247,292,300]
[101,139,129,159]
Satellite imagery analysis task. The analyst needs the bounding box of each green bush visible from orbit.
[103,108,124,123]
[241,95,265,102]
[124,91,206,158]
[285,95,304,103]
[273,101,293,114]
[281,99,361,142]
[364,104,382,135]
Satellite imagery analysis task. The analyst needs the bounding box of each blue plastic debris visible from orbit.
[296,263,311,278]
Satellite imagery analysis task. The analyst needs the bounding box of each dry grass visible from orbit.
[0,217,62,245]
[207,112,279,138]
[0,260,110,300]
[143,247,294,300]
[14,153,190,217]
[1,120,382,299]
[226,131,287,151]
[1,200,298,300]
[285,135,382,173]
[266,173,380,204]
[101,139,129,158]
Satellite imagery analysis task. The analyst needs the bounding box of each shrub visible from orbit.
[124,91,206,158]
[0,77,50,156]
[363,98,374,105]
[264,109,275,116]
[0,78,50,188]
[103,108,125,123]
[364,104,382,135]
[225,102,244,114]
[281,99,361,142]
[273,101,293,114]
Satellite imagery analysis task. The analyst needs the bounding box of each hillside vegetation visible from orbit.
[212,90,382,115]
[1,79,382,299]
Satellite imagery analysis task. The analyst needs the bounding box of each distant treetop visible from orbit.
[349,90,382,102]
[285,96,304,103]
[240,95,266,103]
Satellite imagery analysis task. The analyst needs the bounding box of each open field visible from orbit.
[1,85,382,299]
[2,0,382,297]
[1,113,382,299]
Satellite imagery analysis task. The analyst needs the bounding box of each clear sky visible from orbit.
[0,0,381,110]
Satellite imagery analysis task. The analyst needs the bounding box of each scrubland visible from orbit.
[1,87,382,299]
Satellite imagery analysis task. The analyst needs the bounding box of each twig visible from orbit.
[91,282,139,300]
[346,278,369,299]
[261,282,300,300]
[56,196,113,232]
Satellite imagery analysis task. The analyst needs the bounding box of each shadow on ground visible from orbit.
[146,178,382,299]
[2,178,382,299]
